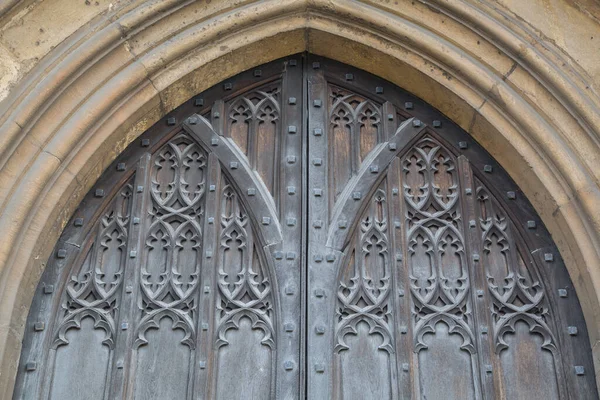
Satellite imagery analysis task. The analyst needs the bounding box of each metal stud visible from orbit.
[394,221,401,229]
[287,155,297,164]
[312,158,322,166]
[209,184,216,193]
[274,251,284,260]
[199,361,207,369]
[545,253,554,262]
[187,116,198,125]
[313,188,323,197]
[286,218,297,226]
[129,250,137,258]
[473,253,480,262]
[387,114,394,121]
[202,322,209,331]
[412,119,422,127]
[575,366,585,376]
[121,322,129,330]
[398,289,405,297]
[116,360,124,369]
[34,322,45,332]
[74,217,84,226]
[94,189,105,198]
[286,252,296,260]
[315,363,325,373]
[465,188,473,195]
[313,100,322,108]
[370,165,379,173]
[507,191,516,200]
[352,191,362,200]
[287,186,296,195]
[288,125,297,134]
[137,185,143,193]
[433,120,442,128]
[484,165,493,173]
[289,59,297,66]
[194,98,204,106]
[284,323,295,332]
[167,117,176,126]
[262,217,271,225]
[376,86,384,94]
[405,101,414,110]
[485,365,493,373]
[402,363,410,372]
[315,325,326,334]
[56,249,67,259]
[527,220,537,229]
[213,111,220,119]
[44,285,54,294]
[388,142,397,151]
[458,141,468,149]
[338,220,347,229]
[481,326,488,334]
[284,361,295,371]
[312,62,321,69]
[25,362,37,372]
[247,188,256,196]
[313,128,323,136]
[345,73,354,81]
[254,69,262,77]
[117,162,126,171]
[285,285,295,295]
[469,220,476,228]
[400,326,408,334]
[205,250,213,258]
[396,252,403,262]
[313,220,323,229]
[229,161,238,170]
[477,290,484,297]
[204,286,211,294]
[392,188,399,195]
[314,254,323,263]
[558,288,568,298]
[289,97,297,105]
[141,138,150,147]
[208,217,214,224]
[224,82,233,90]
[125,285,133,293]
[326,254,336,262]
[568,326,578,336]
[211,138,219,146]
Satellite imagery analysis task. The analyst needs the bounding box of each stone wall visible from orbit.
[0,0,599,397]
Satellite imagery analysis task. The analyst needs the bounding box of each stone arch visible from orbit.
[0,1,599,396]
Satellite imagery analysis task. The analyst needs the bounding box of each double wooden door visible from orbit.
[15,55,597,399]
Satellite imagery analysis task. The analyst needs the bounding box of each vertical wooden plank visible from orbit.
[458,155,495,399]
[193,152,220,399]
[109,153,151,399]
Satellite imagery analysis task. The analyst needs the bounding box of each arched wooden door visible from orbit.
[14,54,597,399]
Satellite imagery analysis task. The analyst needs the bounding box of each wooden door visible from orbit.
[14,54,598,400]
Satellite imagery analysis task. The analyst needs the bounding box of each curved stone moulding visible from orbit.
[0,0,599,397]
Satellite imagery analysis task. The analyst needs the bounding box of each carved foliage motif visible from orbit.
[54,180,133,349]
[475,180,555,354]
[215,181,274,349]
[335,186,393,354]
[136,134,207,349]
[402,137,474,353]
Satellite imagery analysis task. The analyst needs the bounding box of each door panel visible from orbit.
[13,54,597,400]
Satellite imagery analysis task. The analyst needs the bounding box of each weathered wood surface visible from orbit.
[13,54,597,400]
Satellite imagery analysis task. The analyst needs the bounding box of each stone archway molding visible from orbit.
[0,0,599,396]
